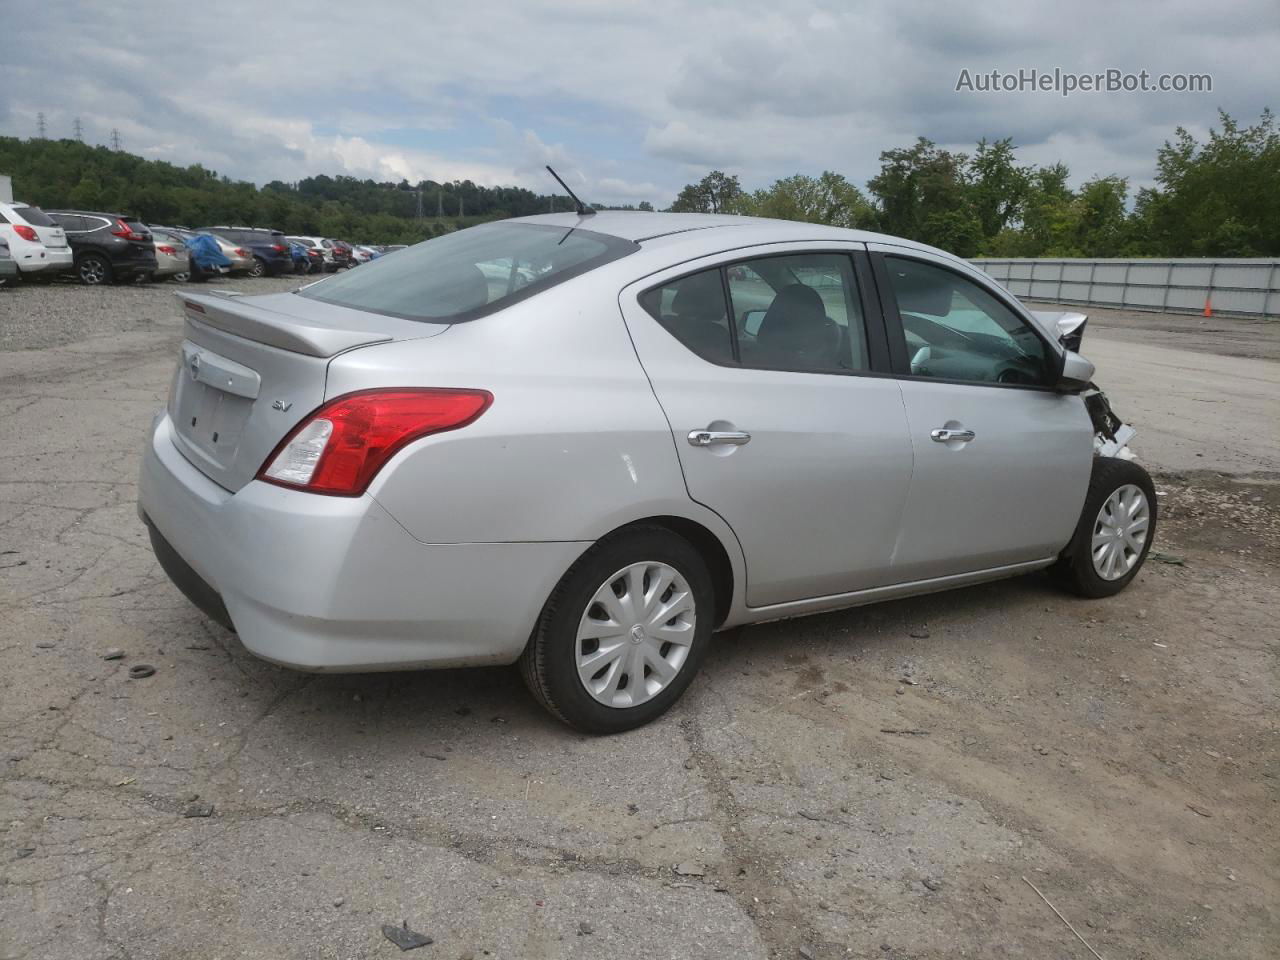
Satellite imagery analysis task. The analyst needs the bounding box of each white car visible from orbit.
[0,200,73,277]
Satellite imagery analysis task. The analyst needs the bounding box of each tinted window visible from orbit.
[885,257,1052,386]
[728,254,866,373]
[639,269,734,364]
[300,222,636,323]
[13,205,56,227]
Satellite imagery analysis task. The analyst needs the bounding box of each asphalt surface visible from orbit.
[1,277,1277,960]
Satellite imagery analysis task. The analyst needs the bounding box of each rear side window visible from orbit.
[13,205,56,227]
[639,269,734,364]
[300,222,636,322]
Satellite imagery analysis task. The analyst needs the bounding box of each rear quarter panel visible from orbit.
[326,276,727,548]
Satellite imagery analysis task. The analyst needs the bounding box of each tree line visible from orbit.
[1,108,1274,256]
[0,137,592,244]
[670,110,1279,258]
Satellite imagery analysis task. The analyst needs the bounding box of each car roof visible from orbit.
[510,211,961,263]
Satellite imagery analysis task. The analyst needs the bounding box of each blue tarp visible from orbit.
[185,232,232,271]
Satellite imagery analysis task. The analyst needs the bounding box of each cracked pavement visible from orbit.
[2,278,1277,959]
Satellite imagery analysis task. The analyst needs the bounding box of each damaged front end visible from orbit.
[1033,309,1138,461]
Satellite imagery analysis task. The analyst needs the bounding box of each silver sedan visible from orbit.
[138,212,1157,733]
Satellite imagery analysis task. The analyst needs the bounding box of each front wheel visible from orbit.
[1054,458,1158,598]
[520,526,715,734]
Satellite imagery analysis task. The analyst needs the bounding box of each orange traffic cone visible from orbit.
[1203,295,1213,317]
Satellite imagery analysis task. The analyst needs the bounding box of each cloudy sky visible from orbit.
[3,0,1276,206]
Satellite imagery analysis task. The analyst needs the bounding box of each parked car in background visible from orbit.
[327,239,355,269]
[147,228,191,281]
[353,244,381,263]
[286,236,331,271]
[0,235,18,288]
[160,228,233,282]
[209,234,256,275]
[197,226,293,277]
[137,212,1157,734]
[287,240,318,274]
[0,200,73,279]
[46,210,157,285]
[380,244,408,254]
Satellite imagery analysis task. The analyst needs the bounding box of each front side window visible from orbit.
[884,257,1053,386]
[728,254,866,373]
[301,222,636,323]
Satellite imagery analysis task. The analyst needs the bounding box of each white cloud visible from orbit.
[2,0,1276,205]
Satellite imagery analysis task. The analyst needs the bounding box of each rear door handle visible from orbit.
[688,430,752,447]
[931,428,975,443]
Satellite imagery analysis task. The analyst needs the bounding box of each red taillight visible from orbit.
[12,224,38,242]
[157,244,176,255]
[110,219,147,241]
[257,388,493,496]
[272,243,287,252]
[235,248,249,257]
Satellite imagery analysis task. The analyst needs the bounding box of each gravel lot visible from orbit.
[1,277,1277,959]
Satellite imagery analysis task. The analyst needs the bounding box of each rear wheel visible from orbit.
[520,526,715,734]
[1054,458,1157,598]
[76,253,112,286]
[248,256,266,278]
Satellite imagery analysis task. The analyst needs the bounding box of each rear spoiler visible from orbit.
[177,292,393,358]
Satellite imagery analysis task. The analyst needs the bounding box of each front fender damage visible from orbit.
[1083,384,1137,460]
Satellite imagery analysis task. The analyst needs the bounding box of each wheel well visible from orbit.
[613,516,734,627]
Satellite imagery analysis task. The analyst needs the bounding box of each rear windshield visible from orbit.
[298,221,636,322]
[14,205,56,227]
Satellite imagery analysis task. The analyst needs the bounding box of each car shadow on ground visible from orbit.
[202,570,1068,754]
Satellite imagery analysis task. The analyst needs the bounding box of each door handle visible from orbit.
[931,428,975,443]
[688,429,751,447]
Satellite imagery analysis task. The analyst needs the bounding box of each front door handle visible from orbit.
[688,429,751,447]
[931,428,975,443]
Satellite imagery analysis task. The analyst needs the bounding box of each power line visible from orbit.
[36,113,46,138]
[72,117,83,142]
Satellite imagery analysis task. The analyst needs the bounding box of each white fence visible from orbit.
[971,258,1280,318]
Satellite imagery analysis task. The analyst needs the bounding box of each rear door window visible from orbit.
[639,269,734,364]
[300,222,636,322]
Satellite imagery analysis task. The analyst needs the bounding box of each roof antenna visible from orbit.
[545,165,595,216]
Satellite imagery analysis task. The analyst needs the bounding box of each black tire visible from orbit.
[1053,457,1158,598]
[76,253,112,286]
[519,525,716,735]
[248,257,266,278]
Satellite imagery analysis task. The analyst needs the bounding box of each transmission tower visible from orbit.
[110,128,121,151]
[36,113,47,138]
[72,117,84,142]
[436,189,443,218]
[415,188,423,219]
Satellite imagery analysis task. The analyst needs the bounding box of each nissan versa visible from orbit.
[138,212,1157,734]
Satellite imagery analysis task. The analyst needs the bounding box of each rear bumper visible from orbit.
[17,246,73,274]
[138,413,585,672]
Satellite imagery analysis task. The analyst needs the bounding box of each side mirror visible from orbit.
[1057,350,1095,392]
[1055,313,1088,352]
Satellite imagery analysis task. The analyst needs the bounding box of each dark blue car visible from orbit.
[196,226,293,277]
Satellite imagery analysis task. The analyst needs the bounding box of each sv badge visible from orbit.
[271,400,293,412]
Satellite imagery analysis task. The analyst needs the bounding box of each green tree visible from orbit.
[741,171,878,229]
[669,171,746,213]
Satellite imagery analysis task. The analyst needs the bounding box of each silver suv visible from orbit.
[138,212,1156,733]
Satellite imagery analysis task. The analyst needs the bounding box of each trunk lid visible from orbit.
[167,291,449,491]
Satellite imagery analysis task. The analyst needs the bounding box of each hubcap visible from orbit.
[576,561,696,709]
[1091,484,1150,581]
[81,259,105,284]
